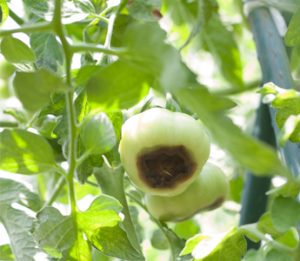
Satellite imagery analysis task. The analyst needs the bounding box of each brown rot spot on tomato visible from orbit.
[137,145,196,188]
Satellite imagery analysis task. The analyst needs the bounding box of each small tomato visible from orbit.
[145,162,229,221]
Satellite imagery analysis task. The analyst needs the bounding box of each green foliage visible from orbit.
[0,36,35,63]
[79,112,116,155]
[285,8,300,46]
[13,69,66,112]
[30,33,64,72]
[260,83,300,144]
[86,60,151,110]
[0,205,39,261]
[0,0,9,24]
[33,207,75,258]
[0,129,56,174]
[271,196,300,233]
[199,0,243,88]
[181,228,247,260]
[0,0,299,260]
[0,178,42,210]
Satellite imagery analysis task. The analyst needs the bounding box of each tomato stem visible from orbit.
[53,0,78,237]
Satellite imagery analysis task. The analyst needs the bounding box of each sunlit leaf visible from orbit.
[0,36,35,63]
[13,69,66,112]
[0,178,42,210]
[86,60,150,110]
[33,207,75,258]
[79,112,116,155]
[271,196,300,232]
[0,244,14,261]
[181,228,247,260]
[90,225,144,260]
[0,129,56,174]
[0,205,39,261]
[200,12,244,88]
[175,87,289,177]
[285,8,300,46]
[30,32,64,72]
[0,0,9,24]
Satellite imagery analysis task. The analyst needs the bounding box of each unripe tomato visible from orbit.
[119,108,210,196]
[145,162,228,221]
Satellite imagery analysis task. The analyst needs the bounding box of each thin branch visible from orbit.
[70,43,126,56]
[43,176,66,207]
[0,22,52,36]
[8,9,24,25]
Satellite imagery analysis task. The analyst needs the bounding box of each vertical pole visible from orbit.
[240,4,300,250]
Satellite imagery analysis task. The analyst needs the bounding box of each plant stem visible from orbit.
[8,9,24,25]
[70,43,126,56]
[241,224,296,253]
[126,192,179,261]
[43,175,66,207]
[0,22,52,36]
[53,0,78,234]
[98,12,117,64]
[0,121,18,128]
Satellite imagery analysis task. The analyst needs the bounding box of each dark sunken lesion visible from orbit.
[136,145,196,189]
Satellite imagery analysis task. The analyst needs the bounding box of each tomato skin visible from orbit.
[145,162,229,221]
[119,108,210,196]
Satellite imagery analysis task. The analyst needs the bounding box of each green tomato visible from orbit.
[119,108,210,196]
[145,162,229,221]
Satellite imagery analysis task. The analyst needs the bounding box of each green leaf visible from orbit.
[242,249,264,261]
[30,33,64,72]
[173,219,200,240]
[78,195,123,232]
[0,244,14,261]
[78,195,143,260]
[267,180,300,198]
[261,83,300,143]
[123,21,195,92]
[0,178,42,211]
[181,228,247,260]
[276,228,299,249]
[90,225,144,260]
[229,175,243,203]
[73,0,95,14]
[257,212,281,238]
[0,205,39,261]
[150,229,169,250]
[175,88,289,177]
[278,114,300,146]
[0,0,9,24]
[0,129,56,174]
[265,249,293,261]
[13,69,66,112]
[79,112,116,155]
[127,0,161,21]
[33,207,76,258]
[200,0,243,88]
[86,60,150,110]
[0,36,35,63]
[181,234,205,256]
[285,8,300,46]
[68,232,92,261]
[271,196,300,233]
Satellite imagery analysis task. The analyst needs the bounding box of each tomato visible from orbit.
[119,108,210,196]
[145,162,229,221]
